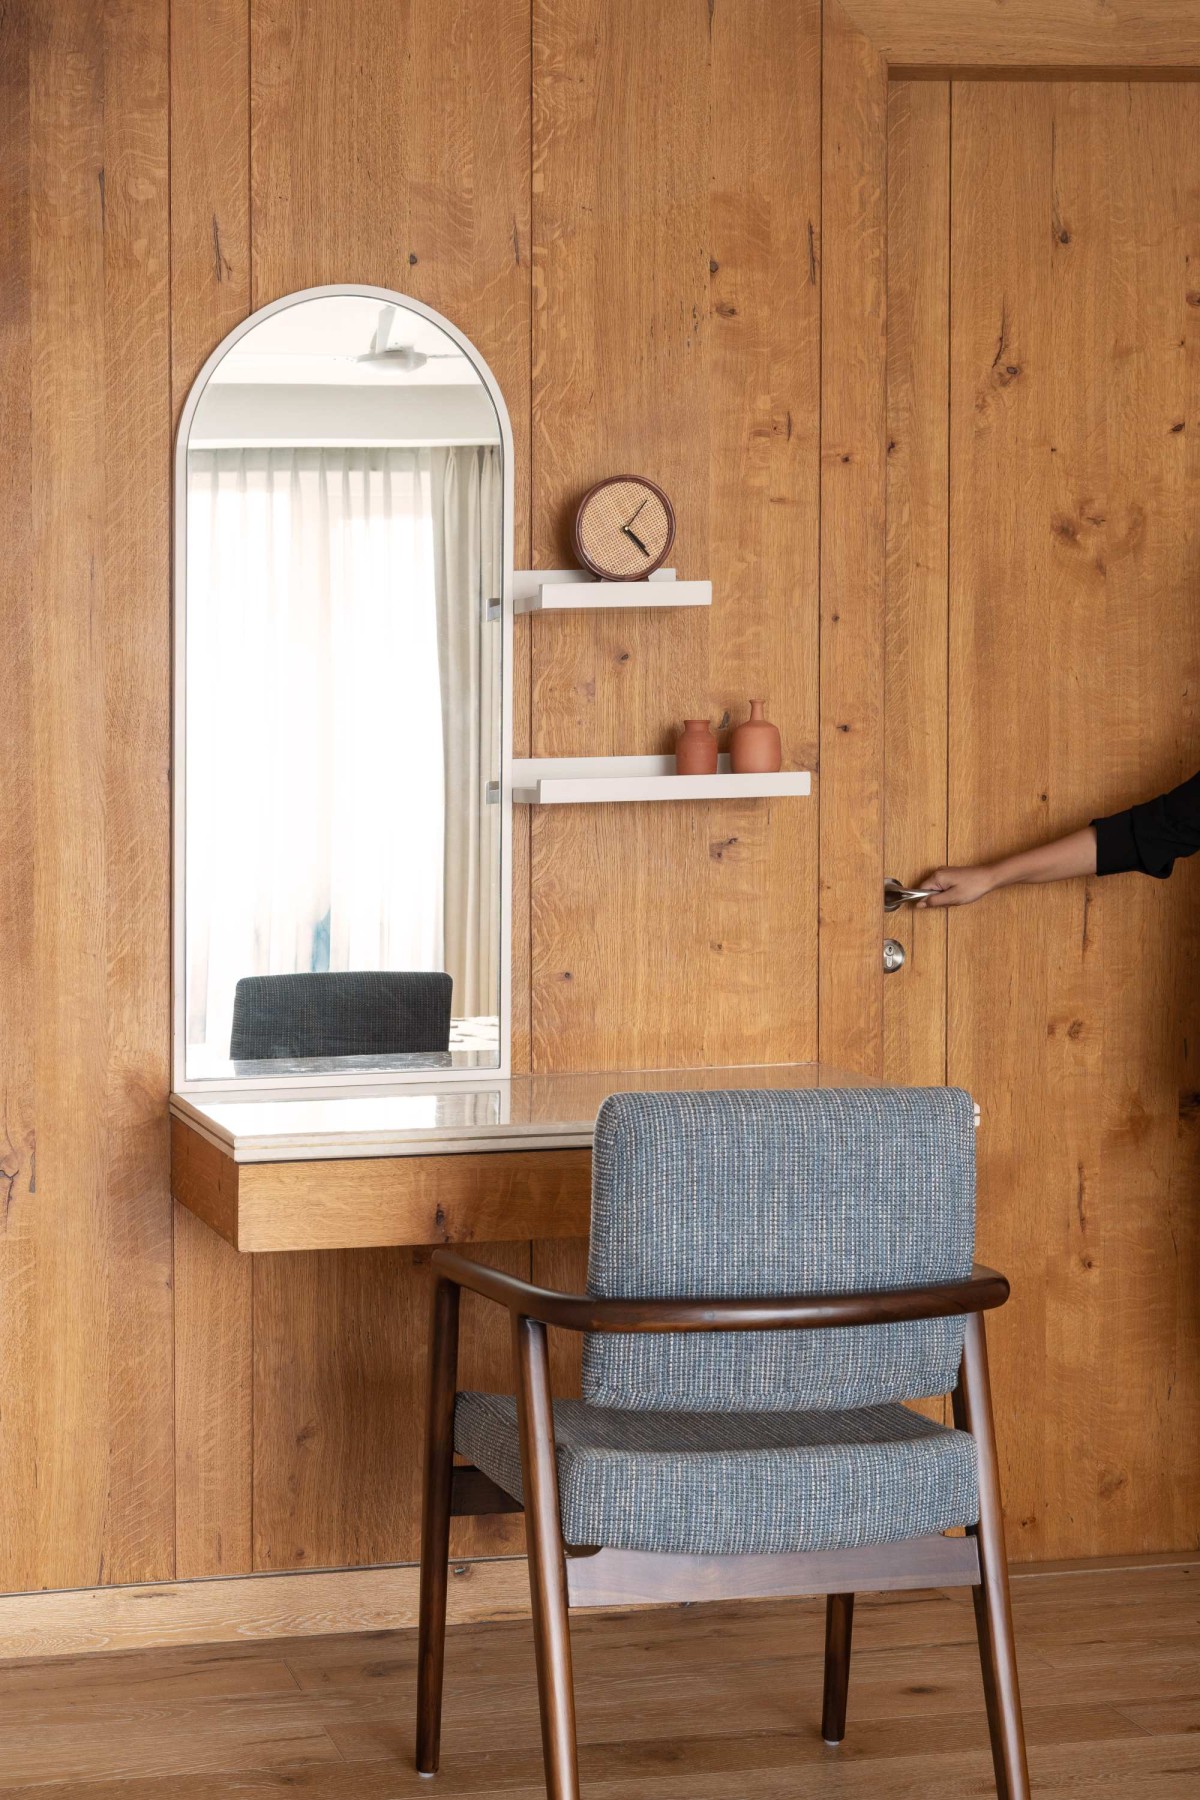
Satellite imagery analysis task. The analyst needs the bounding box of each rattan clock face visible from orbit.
[573,476,676,580]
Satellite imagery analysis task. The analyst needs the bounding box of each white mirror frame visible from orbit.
[172,285,514,1096]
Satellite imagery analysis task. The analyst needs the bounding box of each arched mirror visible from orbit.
[174,287,512,1091]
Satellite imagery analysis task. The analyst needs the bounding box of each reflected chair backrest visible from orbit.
[229,970,453,1060]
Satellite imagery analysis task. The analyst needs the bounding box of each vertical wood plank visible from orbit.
[819,0,889,1078]
[169,0,255,1580]
[530,0,711,1074]
[883,80,950,1086]
[1098,82,1200,1558]
[96,0,176,1582]
[949,80,1200,1558]
[170,0,250,370]
[530,0,820,1073]
[10,0,176,1590]
[173,1206,253,1575]
[706,0,821,1067]
[0,0,39,1599]
[530,1238,589,1399]
[883,82,952,1434]
[246,0,532,1571]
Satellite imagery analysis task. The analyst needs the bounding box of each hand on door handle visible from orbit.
[884,877,938,912]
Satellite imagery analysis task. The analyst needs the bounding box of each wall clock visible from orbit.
[572,474,676,580]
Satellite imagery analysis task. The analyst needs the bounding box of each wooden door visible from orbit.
[884,78,1200,1561]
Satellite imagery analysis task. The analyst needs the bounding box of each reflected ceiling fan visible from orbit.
[355,305,456,371]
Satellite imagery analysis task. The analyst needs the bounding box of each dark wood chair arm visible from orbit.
[430,1249,1009,1334]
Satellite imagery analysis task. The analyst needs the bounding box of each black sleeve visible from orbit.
[1093,770,1200,879]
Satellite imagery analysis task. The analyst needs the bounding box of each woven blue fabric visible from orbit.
[454,1392,979,1556]
[582,1087,976,1412]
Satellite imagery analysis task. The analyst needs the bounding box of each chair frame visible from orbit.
[416,1252,1028,1800]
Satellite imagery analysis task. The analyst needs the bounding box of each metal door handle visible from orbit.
[884,876,936,912]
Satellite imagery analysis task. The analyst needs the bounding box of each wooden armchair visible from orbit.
[416,1087,1030,1800]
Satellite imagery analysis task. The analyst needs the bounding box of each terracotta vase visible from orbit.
[730,699,781,773]
[676,718,718,775]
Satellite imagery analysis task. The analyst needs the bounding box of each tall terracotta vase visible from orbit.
[676,718,718,775]
[730,699,781,773]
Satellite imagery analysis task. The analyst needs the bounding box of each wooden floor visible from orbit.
[0,1562,1196,1796]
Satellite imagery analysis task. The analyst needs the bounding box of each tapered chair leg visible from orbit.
[954,1314,1031,1800]
[513,1313,580,1800]
[416,1278,460,1776]
[821,1592,855,1744]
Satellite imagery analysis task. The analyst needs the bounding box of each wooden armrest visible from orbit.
[431,1250,1009,1333]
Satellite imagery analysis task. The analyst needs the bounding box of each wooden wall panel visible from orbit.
[169,0,254,1582]
[243,0,532,1572]
[948,81,1200,1558]
[882,79,950,1086]
[529,0,820,1074]
[252,1244,525,1569]
[94,0,177,1586]
[0,0,176,1594]
[0,0,39,1602]
[173,1206,252,1576]
[818,0,889,1076]
[11,0,1200,1610]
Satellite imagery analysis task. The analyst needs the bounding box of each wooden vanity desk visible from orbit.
[170,1063,867,1253]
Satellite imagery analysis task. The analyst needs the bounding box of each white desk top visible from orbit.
[171,1063,878,1163]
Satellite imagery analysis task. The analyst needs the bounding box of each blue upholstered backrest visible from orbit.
[583,1087,976,1413]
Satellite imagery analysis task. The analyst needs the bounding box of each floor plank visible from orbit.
[0,1565,1195,1796]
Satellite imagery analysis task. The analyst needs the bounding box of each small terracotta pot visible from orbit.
[730,699,781,773]
[676,718,718,775]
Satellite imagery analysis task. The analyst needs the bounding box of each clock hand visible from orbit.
[621,523,650,556]
[625,497,650,528]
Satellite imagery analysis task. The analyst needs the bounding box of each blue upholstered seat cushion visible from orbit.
[455,1392,979,1557]
[584,1087,977,1413]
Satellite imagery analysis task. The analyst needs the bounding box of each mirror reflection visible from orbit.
[181,292,505,1081]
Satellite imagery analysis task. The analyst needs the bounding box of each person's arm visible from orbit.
[922,769,1200,908]
[922,827,1097,908]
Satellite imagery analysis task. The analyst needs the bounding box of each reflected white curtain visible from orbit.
[431,446,502,1019]
[186,447,444,1066]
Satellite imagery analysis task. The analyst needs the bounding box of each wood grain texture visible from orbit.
[172,1204,253,1578]
[529,0,820,1073]
[170,1119,241,1247]
[882,80,950,1090]
[1,1563,1198,1794]
[235,1148,592,1252]
[0,1558,534,1662]
[0,0,38,1602]
[252,1243,527,1570]
[841,0,1200,71]
[531,1238,590,1399]
[947,80,1200,1559]
[170,1121,593,1253]
[168,0,255,1585]
[819,1,889,1077]
[0,0,176,1594]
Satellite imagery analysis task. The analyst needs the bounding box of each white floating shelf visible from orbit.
[513,568,712,613]
[512,755,812,806]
